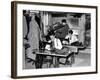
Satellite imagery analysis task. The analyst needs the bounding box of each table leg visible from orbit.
[53,57,59,68]
[35,54,43,69]
[71,53,75,64]
[70,53,75,67]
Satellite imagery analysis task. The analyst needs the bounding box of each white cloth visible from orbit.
[45,44,51,50]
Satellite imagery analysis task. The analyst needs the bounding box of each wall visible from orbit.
[0,0,100,80]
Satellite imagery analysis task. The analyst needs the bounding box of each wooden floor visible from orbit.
[23,53,91,69]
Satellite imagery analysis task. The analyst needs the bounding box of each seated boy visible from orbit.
[63,30,82,46]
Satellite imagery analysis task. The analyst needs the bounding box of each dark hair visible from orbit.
[45,35,51,41]
[48,30,55,36]
[45,30,55,41]
[62,19,66,23]
[69,30,73,34]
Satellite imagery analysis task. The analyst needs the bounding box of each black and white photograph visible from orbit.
[11,1,97,78]
[23,10,91,69]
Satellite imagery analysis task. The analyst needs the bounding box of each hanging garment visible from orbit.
[35,14,41,30]
[27,15,39,60]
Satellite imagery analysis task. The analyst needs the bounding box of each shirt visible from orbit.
[54,38,62,50]
[65,34,78,44]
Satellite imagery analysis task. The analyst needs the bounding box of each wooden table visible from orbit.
[34,45,85,68]
[35,50,75,68]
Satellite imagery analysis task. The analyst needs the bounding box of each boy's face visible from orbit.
[50,35,55,41]
[69,33,72,36]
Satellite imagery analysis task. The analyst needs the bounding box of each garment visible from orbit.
[35,14,41,30]
[65,34,78,44]
[45,40,52,50]
[25,14,32,39]
[45,38,62,50]
[27,15,39,60]
[54,38,62,50]
[55,24,69,39]
[51,38,69,60]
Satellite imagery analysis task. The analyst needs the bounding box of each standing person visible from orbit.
[55,19,70,42]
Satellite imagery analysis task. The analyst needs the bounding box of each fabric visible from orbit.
[26,15,39,59]
[55,24,69,39]
[45,38,62,50]
[45,44,51,50]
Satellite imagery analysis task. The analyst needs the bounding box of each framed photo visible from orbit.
[11,1,98,78]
